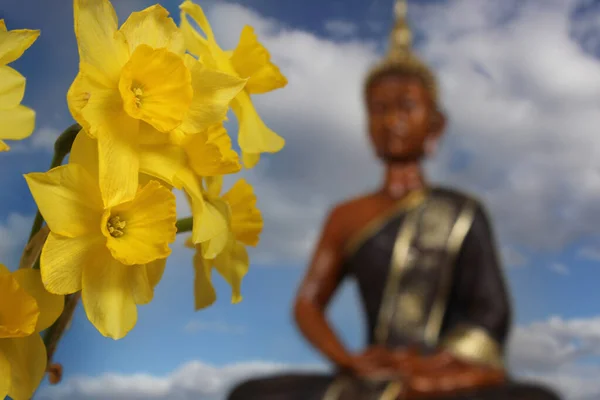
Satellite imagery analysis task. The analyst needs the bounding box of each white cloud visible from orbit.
[0,212,33,268]
[9,127,61,153]
[198,0,600,267]
[37,361,328,400]
[37,314,600,400]
[549,262,570,275]
[324,20,359,38]
[577,246,600,261]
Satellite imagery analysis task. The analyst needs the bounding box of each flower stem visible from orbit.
[176,216,193,233]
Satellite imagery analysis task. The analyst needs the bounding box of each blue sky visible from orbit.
[2,0,600,399]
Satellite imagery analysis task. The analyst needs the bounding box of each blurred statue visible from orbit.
[228,1,561,399]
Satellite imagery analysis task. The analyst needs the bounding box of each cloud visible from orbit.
[549,262,570,275]
[0,212,33,268]
[577,246,600,261]
[184,320,246,335]
[37,314,600,400]
[8,126,61,153]
[324,20,359,38]
[37,361,328,400]
[199,0,600,267]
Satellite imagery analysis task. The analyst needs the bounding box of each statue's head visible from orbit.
[365,0,445,163]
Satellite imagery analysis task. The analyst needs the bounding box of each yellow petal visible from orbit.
[204,175,223,198]
[185,236,194,249]
[184,125,241,177]
[96,118,140,208]
[0,105,35,141]
[0,140,9,152]
[232,91,285,155]
[193,250,216,310]
[213,240,249,304]
[106,180,176,265]
[230,25,288,94]
[242,151,261,169]
[73,0,128,83]
[0,20,6,32]
[66,72,92,132]
[0,28,39,66]
[0,267,38,338]
[119,4,184,55]
[81,249,137,339]
[118,45,192,132]
[224,179,263,246]
[25,165,102,237]
[11,269,64,333]
[138,121,170,145]
[146,258,166,289]
[69,128,98,179]
[179,13,215,67]
[176,169,228,244]
[41,233,102,295]
[0,347,10,400]
[179,64,246,134]
[1,334,47,400]
[129,264,153,305]
[139,143,187,186]
[0,66,25,109]
[179,1,218,48]
[200,197,231,259]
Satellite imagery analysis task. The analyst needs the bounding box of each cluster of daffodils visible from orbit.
[1,0,286,398]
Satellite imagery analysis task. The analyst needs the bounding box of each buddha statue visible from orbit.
[227,1,562,399]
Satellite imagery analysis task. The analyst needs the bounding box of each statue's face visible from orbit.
[366,74,439,162]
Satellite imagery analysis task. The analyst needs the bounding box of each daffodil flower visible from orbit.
[180,0,288,168]
[67,0,246,208]
[0,265,63,400]
[187,177,263,310]
[25,135,176,340]
[0,20,39,152]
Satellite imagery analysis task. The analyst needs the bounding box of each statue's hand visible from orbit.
[345,346,402,380]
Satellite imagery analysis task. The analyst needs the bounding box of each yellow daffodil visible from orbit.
[66,0,246,208]
[25,136,176,339]
[180,0,288,168]
[0,265,63,400]
[0,20,39,152]
[187,177,263,310]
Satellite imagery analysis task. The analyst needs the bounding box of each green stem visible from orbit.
[176,217,193,234]
[28,123,81,243]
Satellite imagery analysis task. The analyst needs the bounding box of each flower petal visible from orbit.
[200,197,231,259]
[0,347,10,400]
[230,26,288,94]
[118,45,192,132]
[119,4,184,55]
[129,264,153,305]
[0,105,35,142]
[179,14,214,66]
[175,169,228,244]
[0,20,6,32]
[11,269,64,333]
[106,180,176,265]
[213,240,249,304]
[231,91,285,156]
[223,179,263,246]
[74,0,128,83]
[0,66,25,109]
[146,258,166,289]
[24,164,102,237]
[0,140,9,152]
[81,250,137,339]
[139,143,186,186]
[184,125,241,177]
[69,128,98,180]
[179,64,246,134]
[242,151,261,169]
[0,266,38,339]
[204,175,223,198]
[0,27,39,66]
[1,334,47,400]
[179,1,218,48]
[41,233,102,295]
[66,72,92,132]
[193,250,216,310]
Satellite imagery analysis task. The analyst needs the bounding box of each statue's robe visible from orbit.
[227,188,561,400]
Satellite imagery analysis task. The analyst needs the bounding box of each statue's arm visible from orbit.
[293,206,354,370]
[438,203,511,370]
